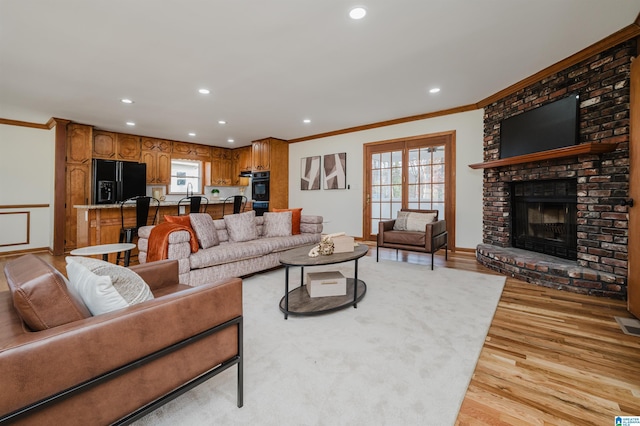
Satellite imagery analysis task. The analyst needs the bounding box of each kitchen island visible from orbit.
[74,199,251,261]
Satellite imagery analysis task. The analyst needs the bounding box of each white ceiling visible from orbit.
[2,1,639,147]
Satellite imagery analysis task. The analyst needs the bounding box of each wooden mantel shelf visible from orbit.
[468,142,619,169]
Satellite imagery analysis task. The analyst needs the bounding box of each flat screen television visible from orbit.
[499,93,579,159]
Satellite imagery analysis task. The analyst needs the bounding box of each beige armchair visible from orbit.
[376,208,448,270]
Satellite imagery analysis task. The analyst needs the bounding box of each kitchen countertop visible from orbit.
[74,198,247,209]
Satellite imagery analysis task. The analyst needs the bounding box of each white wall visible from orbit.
[0,123,56,252]
[288,109,485,249]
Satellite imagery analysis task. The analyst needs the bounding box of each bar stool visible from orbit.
[116,196,160,266]
[177,196,209,215]
[222,195,247,216]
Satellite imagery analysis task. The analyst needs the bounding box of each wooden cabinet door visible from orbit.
[65,163,90,249]
[117,134,141,161]
[141,137,170,152]
[172,141,192,157]
[240,146,252,171]
[252,139,270,171]
[66,123,92,164]
[156,152,171,184]
[193,144,211,159]
[141,151,157,183]
[93,131,117,159]
[220,149,232,184]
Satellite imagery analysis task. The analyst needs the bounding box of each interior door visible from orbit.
[628,57,639,318]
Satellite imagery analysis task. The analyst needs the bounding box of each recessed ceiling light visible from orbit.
[227,138,235,143]
[198,88,210,94]
[121,98,134,104]
[218,120,227,124]
[303,119,311,124]
[126,122,135,126]
[429,88,441,94]
[188,132,196,137]
[349,7,367,19]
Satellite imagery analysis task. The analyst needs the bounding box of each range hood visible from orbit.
[239,171,253,177]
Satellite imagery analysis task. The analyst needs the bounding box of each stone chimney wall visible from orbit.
[479,39,634,297]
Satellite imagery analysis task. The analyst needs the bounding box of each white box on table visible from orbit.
[332,235,355,253]
[306,271,346,297]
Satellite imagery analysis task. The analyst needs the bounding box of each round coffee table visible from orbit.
[70,243,136,265]
[278,244,369,319]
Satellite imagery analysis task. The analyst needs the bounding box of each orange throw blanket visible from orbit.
[147,222,199,262]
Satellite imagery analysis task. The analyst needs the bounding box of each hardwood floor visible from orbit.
[2,247,639,424]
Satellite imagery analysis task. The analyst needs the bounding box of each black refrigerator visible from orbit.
[93,159,147,204]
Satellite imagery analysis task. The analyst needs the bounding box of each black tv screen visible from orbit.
[500,94,579,159]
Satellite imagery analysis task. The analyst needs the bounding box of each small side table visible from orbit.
[70,243,136,266]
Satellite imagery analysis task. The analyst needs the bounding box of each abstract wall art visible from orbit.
[323,152,347,189]
[300,156,321,190]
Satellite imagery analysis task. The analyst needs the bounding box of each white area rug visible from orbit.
[134,257,505,426]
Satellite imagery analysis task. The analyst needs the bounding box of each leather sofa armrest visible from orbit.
[425,220,447,249]
[377,220,396,245]
[129,259,179,291]
[0,277,242,417]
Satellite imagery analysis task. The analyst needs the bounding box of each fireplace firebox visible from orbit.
[511,179,577,260]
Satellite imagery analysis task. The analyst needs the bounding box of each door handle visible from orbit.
[618,198,634,207]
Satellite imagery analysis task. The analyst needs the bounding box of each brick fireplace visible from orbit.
[475,39,634,299]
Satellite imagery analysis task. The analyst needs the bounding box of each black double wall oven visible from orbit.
[252,171,269,216]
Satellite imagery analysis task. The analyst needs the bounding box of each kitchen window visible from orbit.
[169,159,202,194]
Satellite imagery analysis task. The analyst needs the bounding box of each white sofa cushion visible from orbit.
[263,211,292,237]
[190,213,220,248]
[224,210,258,242]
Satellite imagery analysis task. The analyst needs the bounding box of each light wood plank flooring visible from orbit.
[1,248,639,424]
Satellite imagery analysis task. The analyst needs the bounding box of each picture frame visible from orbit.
[323,152,347,189]
[300,156,321,190]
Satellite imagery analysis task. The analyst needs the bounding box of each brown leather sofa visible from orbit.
[1,254,243,425]
[377,208,448,270]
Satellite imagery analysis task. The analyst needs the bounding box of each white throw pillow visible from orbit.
[263,211,293,237]
[224,210,259,242]
[405,212,437,232]
[394,211,437,232]
[65,257,154,316]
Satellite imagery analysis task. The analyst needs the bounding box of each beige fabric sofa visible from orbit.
[137,212,323,285]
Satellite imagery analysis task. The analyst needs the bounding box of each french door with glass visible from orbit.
[363,132,455,247]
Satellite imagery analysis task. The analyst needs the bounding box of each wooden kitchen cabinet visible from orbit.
[65,123,93,250]
[93,131,141,161]
[252,138,271,171]
[232,146,252,185]
[141,137,171,152]
[66,123,92,164]
[172,141,210,159]
[93,131,117,159]
[210,147,233,185]
[141,137,171,185]
[252,137,289,210]
[141,150,171,185]
[116,133,141,161]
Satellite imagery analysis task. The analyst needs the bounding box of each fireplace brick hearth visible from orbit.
[476,39,634,299]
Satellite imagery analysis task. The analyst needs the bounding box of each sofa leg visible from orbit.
[376,245,379,262]
[431,252,435,270]
[237,317,244,408]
